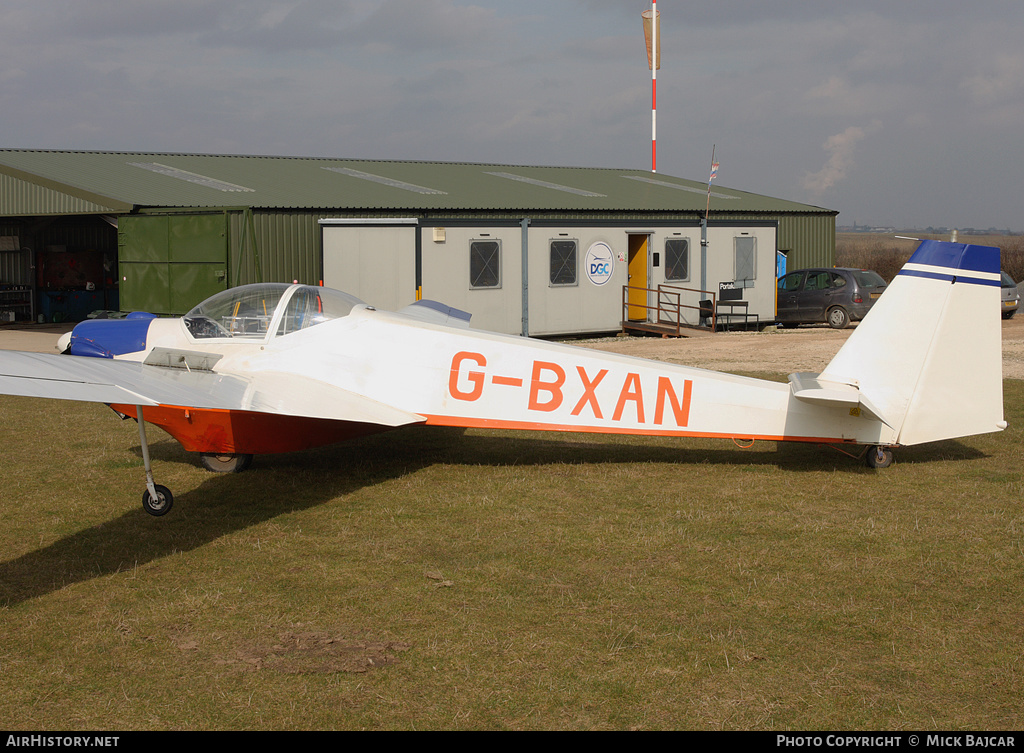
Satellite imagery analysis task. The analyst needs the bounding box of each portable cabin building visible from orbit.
[321,217,781,335]
[0,150,837,334]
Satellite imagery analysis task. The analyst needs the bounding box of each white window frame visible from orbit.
[469,239,502,290]
[664,238,690,283]
[734,236,757,288]
[549,238,579,287]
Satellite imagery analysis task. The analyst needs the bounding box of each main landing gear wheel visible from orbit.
[199,453,254,473]
[135,404,175,516]
[142,484,173,516]
[866,445,894,469]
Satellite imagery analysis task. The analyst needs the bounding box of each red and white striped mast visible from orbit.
[642,2,661,172]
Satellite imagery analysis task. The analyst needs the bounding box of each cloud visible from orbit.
[960,52,1024,107]
[2,2,1023,227]
[802,121,881,195]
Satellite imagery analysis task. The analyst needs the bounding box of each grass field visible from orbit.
[0,375,1021,730]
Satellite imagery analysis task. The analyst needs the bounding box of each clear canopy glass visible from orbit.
[184,283,364,339]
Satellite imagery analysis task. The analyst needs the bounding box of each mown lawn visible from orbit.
[0,381,1021,730]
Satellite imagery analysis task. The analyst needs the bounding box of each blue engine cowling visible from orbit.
[66,312,157,358]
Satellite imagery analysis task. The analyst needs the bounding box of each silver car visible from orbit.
[1002,271,1019,320]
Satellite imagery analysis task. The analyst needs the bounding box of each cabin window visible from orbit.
[734,236,756,287]
[664,238,689,282]
[470,240,501,289]
[549,239,578,286]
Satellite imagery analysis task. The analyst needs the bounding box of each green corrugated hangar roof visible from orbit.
[0,149,833,216]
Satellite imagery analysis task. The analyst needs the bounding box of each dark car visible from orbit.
[1001,271,1019,320]
[776,267,887,329]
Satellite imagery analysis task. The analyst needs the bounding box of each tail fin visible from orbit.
[818,240,1005,446]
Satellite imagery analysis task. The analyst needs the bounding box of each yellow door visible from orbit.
[627,235,649,321]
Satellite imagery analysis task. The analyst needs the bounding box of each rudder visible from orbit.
[818,240,1005,446]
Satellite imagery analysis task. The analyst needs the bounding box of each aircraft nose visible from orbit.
[65,313,157,358]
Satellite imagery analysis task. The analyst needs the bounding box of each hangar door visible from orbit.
[321,220,417,310]
[119,214,228,314]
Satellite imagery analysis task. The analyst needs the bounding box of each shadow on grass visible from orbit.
[0,424,986,606]
[139,420,990,472]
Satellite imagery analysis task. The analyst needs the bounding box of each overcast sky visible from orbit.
[2,1,1022,229]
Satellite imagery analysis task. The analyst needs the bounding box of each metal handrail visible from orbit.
[658,284,718,332]
[621,284,718,334]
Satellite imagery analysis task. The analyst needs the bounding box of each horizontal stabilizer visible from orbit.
[788,372,888,424]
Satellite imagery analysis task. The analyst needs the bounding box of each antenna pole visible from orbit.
[651,0,657,172]
[642,3,660,172]
[705,144,716,217]
[701,145,717,294]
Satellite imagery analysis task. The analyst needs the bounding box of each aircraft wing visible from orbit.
[0,351,424,428]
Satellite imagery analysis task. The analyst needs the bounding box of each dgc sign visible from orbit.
[585,242,615,286]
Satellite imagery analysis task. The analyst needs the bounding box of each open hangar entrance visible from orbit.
[0,214,119,323]
[321,218,778,337]
[0,210,262,323]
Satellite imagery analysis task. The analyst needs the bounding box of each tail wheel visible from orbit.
[866,446,894,469]
[199,453,254,473]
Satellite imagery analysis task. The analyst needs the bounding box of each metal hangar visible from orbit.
[0,150,837,335]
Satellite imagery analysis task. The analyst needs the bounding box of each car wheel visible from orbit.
[1003,311,1016,320]
[827,306,850,329]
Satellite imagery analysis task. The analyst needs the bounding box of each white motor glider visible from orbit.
[0,240,1006,515]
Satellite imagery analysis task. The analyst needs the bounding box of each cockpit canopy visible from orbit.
[184,283,365,339]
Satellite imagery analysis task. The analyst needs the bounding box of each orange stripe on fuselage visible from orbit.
[421,413,854,444]
[111,404,401,455]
